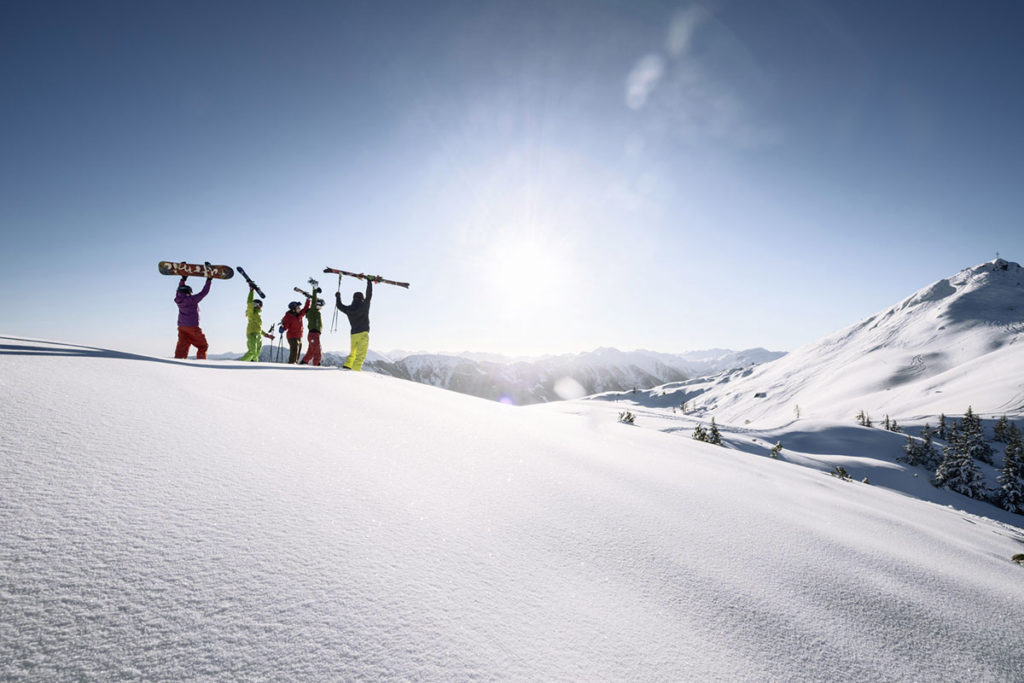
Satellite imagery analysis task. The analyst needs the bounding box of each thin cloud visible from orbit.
[666,5,710,57]
[625,54,666,111]
[625,3,779,149]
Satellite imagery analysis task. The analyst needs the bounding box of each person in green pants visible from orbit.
[240,285,274,362]
[335,274,377,371]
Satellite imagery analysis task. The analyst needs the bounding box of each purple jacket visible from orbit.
[175,277,211,327]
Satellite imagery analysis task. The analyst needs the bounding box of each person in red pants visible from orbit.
[300,291,325,366]
[174,270,213,359]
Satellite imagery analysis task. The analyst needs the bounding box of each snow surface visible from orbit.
[2,335,1023,680]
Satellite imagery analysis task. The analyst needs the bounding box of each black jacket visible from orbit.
[336,279,372,334]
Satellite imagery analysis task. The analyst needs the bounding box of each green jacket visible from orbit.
[306,298,323,333]
[245,289,263,335]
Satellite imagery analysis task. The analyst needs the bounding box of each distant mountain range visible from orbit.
[211,346,785,404]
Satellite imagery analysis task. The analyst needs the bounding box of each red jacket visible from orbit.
[281,299,310,340]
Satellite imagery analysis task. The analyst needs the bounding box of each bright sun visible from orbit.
[485,234,569,314]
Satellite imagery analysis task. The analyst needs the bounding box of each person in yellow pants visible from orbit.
[335,274,377,371]
[240,286,274,362]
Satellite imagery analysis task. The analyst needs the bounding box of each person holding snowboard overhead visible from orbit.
[300,287,325,366]
[174,266,213,359]
[280,298,310,364]
[240,286,274,362]
[335,274,377,371]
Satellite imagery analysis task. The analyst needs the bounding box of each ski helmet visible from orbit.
[253,299,263,308]
[352,292,364,303]
[177,284,193,295]
[316,298,325,307]
[288,301,301,311]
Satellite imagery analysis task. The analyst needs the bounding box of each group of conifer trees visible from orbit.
[692,418,723,446]
[894,408,1024,514]
[688,407,1023,515]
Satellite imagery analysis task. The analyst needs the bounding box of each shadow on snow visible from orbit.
[0,336,306,371]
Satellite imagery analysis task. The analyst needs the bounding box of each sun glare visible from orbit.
[485,233,570,315]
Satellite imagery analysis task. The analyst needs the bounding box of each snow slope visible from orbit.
[2,336,1023,680]
[655,260,1024,427]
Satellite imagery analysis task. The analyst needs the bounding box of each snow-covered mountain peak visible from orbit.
[896,258,1023,325]
[830,258,1024,358]
[639,260,1024,426]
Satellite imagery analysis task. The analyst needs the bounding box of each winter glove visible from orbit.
[278,325,285,335]
[314,287,322,293]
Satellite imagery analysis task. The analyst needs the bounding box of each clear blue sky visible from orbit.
[2,0,1022,357]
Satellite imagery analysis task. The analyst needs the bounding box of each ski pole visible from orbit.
[331,273,342,333]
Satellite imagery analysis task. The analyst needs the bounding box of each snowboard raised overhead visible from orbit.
[159,261,234,279]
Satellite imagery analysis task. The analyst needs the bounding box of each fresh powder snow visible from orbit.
[2,332,1023,680]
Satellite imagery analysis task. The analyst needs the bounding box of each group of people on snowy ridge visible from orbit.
[173,272,377,371]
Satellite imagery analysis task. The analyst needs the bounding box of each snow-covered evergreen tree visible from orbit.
[937,414,948,440]
[993,415,1011,443]
[961,406,993,464]
[708,418,723,446]
[903,425,938,468]
[920,424,942,470]
[934,432,988,500]
[904,435,925,466]
[998,424,1024,514]
[692,424,708,442]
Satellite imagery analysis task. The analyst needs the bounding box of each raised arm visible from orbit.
[246,287,254,315]
[365,278,373,303]
[193,277,212,303]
